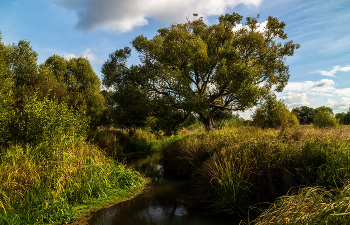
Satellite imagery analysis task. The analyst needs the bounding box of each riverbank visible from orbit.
[68,178,151,225]
[0,96,146,225]
[160,125,350,221]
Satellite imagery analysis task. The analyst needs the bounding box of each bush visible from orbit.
[252,94,299,129]
[313,111,339,128]
[6,94,88,147]
[0,94,145,224]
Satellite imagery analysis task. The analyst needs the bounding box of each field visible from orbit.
[158,123,350,223]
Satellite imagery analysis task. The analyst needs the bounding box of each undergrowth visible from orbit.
[0,95,145,224]
[161,125,350,218]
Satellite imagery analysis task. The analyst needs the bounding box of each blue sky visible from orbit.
[1,0,350,118]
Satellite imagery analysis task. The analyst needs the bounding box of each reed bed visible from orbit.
[251,183,350,225]
[161,125,350,215]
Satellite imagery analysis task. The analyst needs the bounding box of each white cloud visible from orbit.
[327,97,350,112]
[283,79,335,95]
[64,54,77,60]
[282,92,309,106]
[238,107,256,120]
[334,88,350,97]
[82,48,104,64]
[58,0,262,33]
[232,20,268,33]
[64,49,103,63]
[316,65,350,77]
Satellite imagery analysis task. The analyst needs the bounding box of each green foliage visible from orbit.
[0,95,145,224]
[313,110,339,128]
[102,13,299,131]
[252,184,350,225]
[0,34,107,129]
[45,54,106,128]
[335,112,350,125]
[9,40,39,89]
[161,126,350,215]
[252,94,299,128]
[0,35,14,144]
[7,94,88,147]
[315,106,334,116]
[292,106,315,125]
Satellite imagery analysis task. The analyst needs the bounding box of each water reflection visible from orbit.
[88,153,242,225]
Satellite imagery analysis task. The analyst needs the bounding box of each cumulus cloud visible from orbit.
[283,79,335,95]
[316,65,350,77]
[64,49,103,63]
[232,20,267,33]
[64,54,77,60]
[278,78,350,112]
[334,88,350,96]
[282,92,309,106]
[57,0,262,33]
[82,48,104,63]
[327,97,350,112]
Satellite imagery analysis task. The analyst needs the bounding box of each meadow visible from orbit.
[158,122,350,223]
[89,120,350,224]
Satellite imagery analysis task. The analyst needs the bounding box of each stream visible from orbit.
[88,152,243,225]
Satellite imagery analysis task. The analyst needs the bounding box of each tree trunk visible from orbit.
[202,116,215,131]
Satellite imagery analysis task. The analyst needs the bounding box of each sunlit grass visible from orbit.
[161,125,350,216]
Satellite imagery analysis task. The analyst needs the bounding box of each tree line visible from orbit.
[3,12,346,137]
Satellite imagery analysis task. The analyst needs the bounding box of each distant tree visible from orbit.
[313,109,338,128]
[0,34,14,144]
[102,13,300,132]
[335,112,350,125]
[291,106,315,124]
[44,54,106,128]
[9,40,39,89]
[252,94,299,129]
[1,36,106,129]
[315,106,334,116]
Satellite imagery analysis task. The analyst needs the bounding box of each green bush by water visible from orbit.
[0,95,145,224]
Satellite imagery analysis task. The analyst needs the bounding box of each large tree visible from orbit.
[102,13,300,131]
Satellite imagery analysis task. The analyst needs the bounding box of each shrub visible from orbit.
[7,94,88,147]
[313,110,339,128]
[252,94,299,129]
[0,94,145,224]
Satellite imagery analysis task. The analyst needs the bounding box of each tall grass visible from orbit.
[251,183,350,225]
[0,95,145,224]
[87,128,159,158]
[161,125,350,214]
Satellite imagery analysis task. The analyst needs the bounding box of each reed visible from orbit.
[251,183,350,225]
[161,125,350,214]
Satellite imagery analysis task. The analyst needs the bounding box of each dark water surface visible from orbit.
[88,153,243,225]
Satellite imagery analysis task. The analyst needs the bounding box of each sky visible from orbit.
[1,0,350,119]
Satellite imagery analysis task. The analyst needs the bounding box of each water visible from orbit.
[88,153,243,225]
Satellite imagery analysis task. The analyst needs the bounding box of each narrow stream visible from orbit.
[88,153,243,225]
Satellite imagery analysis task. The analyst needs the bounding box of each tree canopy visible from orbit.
[291,106,315,125]
[102,13,299,131]
[252,94,299,129]
[0,34,106,129]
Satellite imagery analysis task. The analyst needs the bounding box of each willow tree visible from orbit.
[102,13,300,131]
